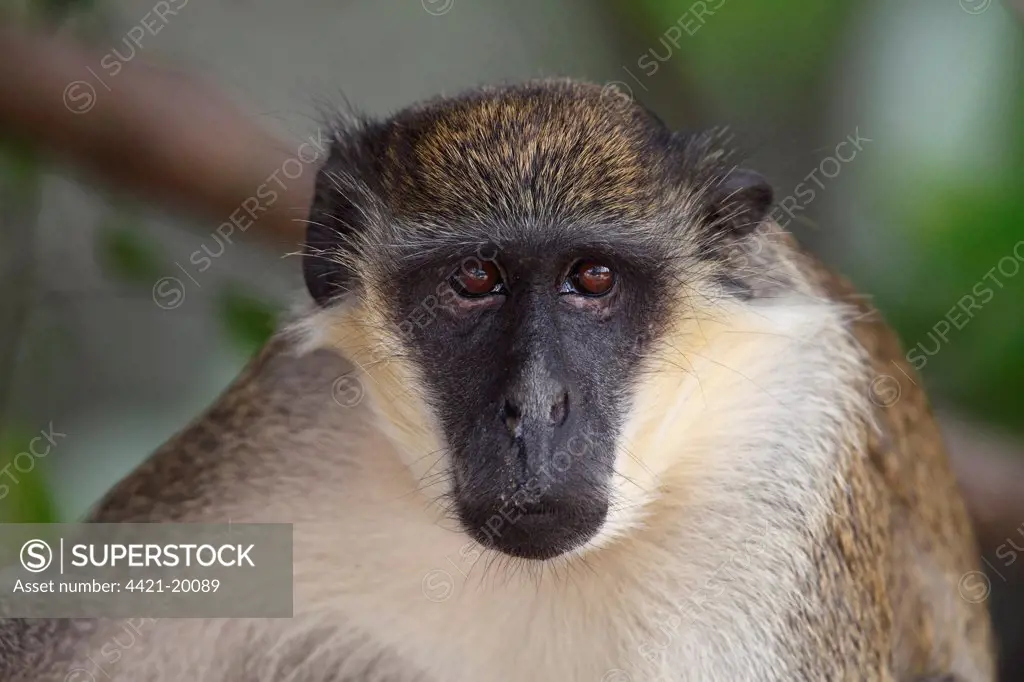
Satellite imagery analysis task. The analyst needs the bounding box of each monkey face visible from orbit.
[301,80,774,561]
[373,239,671,560]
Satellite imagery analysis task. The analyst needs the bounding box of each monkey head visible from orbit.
[300,80,784,561]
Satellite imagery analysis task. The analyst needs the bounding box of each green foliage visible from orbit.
[36,0,98,16]
[876,180,1024,431]
[868,50,1024,433]
[631,0,857,114]
[217,288,279,355]
[96,220,166,284]
[94,215,283,358]
[0,431,58,524]
[6,0,99,24]
[0,138,41,202]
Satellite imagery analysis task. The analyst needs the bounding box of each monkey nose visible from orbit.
[548,390,569,427]
[502,388,570,435]
[502,398,522,436]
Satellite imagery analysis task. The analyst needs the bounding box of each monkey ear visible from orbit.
[706,167,773,235]
[303,169,359,306]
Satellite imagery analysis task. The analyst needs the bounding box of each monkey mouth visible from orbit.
[455,494,607,561]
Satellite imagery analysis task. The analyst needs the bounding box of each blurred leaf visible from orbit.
[37,0,98,14]
[0,430,58,524]
[631,0,858,114]
[96,221,166,284]
[0,138,42,201]
[217,288,279,355]
[24,0,98,21]
[875,181,1024,432]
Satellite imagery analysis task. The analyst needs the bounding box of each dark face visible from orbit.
[302,80,773,560]
[382,235,669,560]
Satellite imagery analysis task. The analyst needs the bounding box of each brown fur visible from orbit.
[810,255,994,678]
[378,82,664,224]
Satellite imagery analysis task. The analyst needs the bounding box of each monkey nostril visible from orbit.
[549,391,569,427]
[502,399,521,434]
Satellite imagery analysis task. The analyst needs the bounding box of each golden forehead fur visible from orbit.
[378,80,665,225]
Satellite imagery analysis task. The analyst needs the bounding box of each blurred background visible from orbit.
[1,0,1022,677]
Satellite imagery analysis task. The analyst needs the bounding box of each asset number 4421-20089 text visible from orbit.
[124,578,220,593]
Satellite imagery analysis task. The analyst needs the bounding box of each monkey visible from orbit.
[0,79,994,681]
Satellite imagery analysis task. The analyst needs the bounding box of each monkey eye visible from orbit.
[449,260,505,298]
[563,260,615,297]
